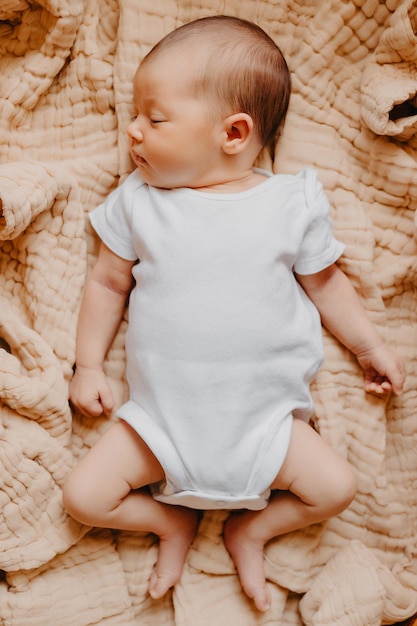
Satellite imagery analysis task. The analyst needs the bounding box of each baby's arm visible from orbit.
[297,264,405,395]
[70,242,135,417]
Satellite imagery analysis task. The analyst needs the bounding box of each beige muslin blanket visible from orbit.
[0,1,417,624]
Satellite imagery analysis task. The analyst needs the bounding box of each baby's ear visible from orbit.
[222,113,255,154]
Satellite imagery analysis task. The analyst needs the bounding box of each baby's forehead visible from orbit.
[132,50,204,103]
[134,52,206,95]
[138,35,223,75]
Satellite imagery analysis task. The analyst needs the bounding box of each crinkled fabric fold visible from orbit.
[0,161,86,571]
[360,0,417,139]
[0,1,416,624]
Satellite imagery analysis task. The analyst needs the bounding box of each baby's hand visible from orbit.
[69,365,114,417]
[356,344,406,396]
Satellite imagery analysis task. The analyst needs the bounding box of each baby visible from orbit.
[63,15,405,613]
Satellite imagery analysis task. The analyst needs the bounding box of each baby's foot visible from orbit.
[223,512,271,612]
[149,507,199,600]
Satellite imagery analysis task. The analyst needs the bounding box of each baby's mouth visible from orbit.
[131,151,147,165]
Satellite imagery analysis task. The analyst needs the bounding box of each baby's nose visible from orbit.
[127,118,143,141]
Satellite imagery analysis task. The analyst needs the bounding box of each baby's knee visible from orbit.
[330,459,357,514]
[62,470,95,526]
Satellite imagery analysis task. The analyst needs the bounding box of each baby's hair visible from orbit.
[142,15,291,153]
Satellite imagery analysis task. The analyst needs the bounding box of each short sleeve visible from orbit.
[293,169,345,275]
[89,171,142,261]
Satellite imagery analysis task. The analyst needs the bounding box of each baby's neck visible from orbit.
[194,169,267,194]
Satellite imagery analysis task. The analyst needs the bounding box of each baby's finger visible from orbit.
[85,399,106,417]
[99,387,115,415]
[388,366,406,395]
[365,380,392,396]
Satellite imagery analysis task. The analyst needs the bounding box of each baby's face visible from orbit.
[127,53,225,190]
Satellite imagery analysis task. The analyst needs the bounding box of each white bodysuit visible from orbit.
[90,168,344,511]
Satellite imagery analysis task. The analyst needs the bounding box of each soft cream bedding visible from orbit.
[0,1,416,624]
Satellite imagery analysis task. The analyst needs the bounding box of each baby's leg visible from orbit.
[223,419,357,612]
[63,420,199,599]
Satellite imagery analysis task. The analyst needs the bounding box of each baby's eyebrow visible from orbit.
[132,92,169,118]
[143,96,164,109]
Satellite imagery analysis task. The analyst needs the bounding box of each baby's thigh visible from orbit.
[270,419,356,507]
[65,421,164,505]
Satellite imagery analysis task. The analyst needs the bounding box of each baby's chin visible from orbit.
[133,162,216,190]
[135,170,193,190]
